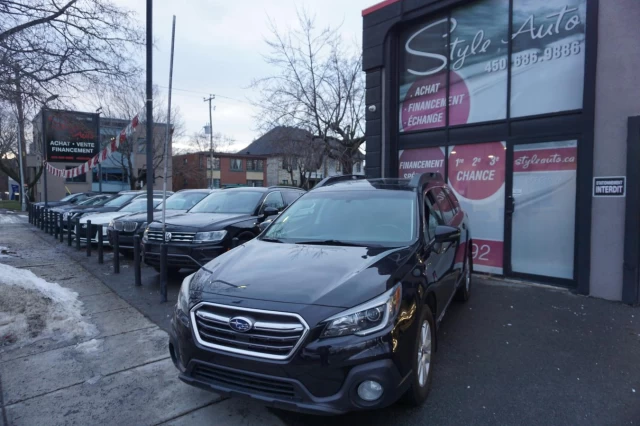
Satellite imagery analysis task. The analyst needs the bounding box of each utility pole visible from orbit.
[203,94,215,189]
[145,0,153,224]
[16,122,26,211]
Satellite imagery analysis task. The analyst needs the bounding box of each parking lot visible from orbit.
[1,211,638,425]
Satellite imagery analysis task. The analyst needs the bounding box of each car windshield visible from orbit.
[104,194,137,207]
[163,192,209,210]
[59,193,78,202]
[189,191,263,214]
[79,196,107,206]
[262,190,417,247]
[118,199,160,213]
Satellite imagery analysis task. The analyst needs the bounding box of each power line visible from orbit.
[156,85,250,105]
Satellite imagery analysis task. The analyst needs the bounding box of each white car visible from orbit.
[78,198,161,244]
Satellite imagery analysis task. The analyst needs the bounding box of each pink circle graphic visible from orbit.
[448,142,505,200]
[401,71,470,132]
[398,147,445,179]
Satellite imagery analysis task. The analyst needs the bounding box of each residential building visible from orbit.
[238,126,365,188]
[172,152,267,190]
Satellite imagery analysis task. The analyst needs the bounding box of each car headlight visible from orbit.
[321,284,402,338]
[177,273,194,318]
[194,230,227,243]
[108,220,115,230]
[63,212,69,220]
[142,227,149,243]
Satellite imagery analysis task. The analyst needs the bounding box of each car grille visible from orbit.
[113,221,138,232]
[191,363,299,400]
[147,230,195,243]
[191,303,309,360]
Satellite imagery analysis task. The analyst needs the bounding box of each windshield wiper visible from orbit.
[294,239,373,247]
[261,237,284,243]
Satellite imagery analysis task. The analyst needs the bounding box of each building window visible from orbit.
[199,156,204,170]
[137,139,146,154]
[335,161,342,173]
[247,159,264,172]
[183,178,188,187]
[355,162,361,173]
[207,157,220,170]
[211,178,221,189]
[281,179,289,185]
[247,180,264,187]
[183,158,188,165]
[66,167,86,183]
[230,158,243,171]
[292,180,298,186]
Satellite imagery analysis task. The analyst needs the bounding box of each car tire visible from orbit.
[402,304,435,407]
[455,249,472,303]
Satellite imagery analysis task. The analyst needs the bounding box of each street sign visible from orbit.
[593,176,626,197]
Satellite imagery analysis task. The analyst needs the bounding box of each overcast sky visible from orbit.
[111,0,376,152]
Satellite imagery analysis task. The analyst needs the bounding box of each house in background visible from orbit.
[238,126,365,188]
[172,152,267,190]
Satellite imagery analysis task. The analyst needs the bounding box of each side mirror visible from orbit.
[434,225,460,243]
[263,206,279,217]
[258,220,272,232]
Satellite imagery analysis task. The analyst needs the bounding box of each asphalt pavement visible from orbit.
[2,211,639,425]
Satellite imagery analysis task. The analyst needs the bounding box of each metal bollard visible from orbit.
[48,210,54,236]
[160,244,168,303]
[43,209,48,233]
[67,217,73,246]
[86,220,92,257]
[40,208,45,230]
[134,234,142,286]
[113,231,120,274]
[54,213,59,239]
[28,204,32,224]
[97,226,104,264]
[75,220,81,250]
[59,213,64,243]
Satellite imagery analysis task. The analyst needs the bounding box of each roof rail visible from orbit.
[408,172,444,189]
[314,174,367,189]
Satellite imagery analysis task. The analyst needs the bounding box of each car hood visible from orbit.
[122,209,187,223]
[80,211,133,224]
[148,212,252,231]
[190,239,416,308]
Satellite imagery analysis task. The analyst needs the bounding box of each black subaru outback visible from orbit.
[169,173,473,415]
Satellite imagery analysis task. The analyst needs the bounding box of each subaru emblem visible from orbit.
[229,316,253,333]
[165,232,172,242]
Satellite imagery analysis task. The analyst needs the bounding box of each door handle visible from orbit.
[506,196,515,214]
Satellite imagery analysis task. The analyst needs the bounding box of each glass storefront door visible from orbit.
[509,141,578,280]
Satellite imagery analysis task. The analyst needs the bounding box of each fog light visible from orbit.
[357,380,383,402]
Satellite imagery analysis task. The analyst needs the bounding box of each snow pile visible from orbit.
[0,263,97,347]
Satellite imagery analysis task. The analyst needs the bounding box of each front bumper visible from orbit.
[169,299,412,415]
[143,242,225,270]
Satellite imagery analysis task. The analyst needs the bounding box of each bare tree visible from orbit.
[0,0,144,180]
[252,10,366,174]
[0,101,42,197]
[90,83,184,190]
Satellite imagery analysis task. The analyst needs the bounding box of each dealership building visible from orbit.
[362,0,640,303]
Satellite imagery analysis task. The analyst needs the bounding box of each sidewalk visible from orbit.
[0,214,286,426]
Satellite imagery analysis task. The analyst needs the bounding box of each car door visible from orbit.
[423,190,451,321]
[428,188,459,317]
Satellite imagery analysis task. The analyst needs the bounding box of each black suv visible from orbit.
[169,173,472,415]
[107,189,217,256]
[143,186,305,273]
